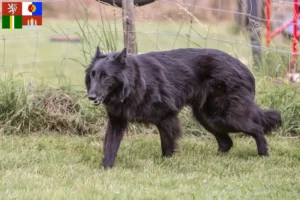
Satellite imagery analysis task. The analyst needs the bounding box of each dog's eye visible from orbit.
[100,72,108,79]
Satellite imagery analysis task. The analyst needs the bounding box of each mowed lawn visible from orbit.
[0,134,300,199]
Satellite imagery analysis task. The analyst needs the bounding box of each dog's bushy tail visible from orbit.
[261,109,282,134]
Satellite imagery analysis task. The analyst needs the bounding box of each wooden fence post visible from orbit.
[122,0,137,54]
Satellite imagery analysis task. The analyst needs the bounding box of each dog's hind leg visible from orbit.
[223,105,269,156]
[102,116,128,168]
[192,107,233,153]
[241,125,269,156]
[213,132,233,153]
[156,115,182,157]
[217,112,269,156]
[208,114,268,156]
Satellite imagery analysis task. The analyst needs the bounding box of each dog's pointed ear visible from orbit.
[115,48,127,63]
[94,46,103,58]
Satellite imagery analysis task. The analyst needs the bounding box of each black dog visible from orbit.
[85,47,282,168]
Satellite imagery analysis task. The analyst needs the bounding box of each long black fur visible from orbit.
[85,47,282,168]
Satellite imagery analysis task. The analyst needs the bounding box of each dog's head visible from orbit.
[85,47,131,105]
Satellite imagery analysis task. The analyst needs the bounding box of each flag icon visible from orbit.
[2,15,22,29]
[22,2,43,16]
[22,16,42,28]
[2,2,22,15]
[2,2,22,29]
[1,2,43,29]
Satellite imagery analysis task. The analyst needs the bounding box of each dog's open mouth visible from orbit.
[94,100,101,105]
[93,98,104,106]
[93,94,107,106]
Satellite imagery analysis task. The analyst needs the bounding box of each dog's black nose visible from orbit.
[88,95,96,101]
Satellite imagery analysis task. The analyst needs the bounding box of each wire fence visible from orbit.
[0,0,299,84]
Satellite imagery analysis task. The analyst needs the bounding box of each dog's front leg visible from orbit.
[102,116,128,168]
[156,115,182,157]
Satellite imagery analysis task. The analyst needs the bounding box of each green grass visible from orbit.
[0,133,300,199]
